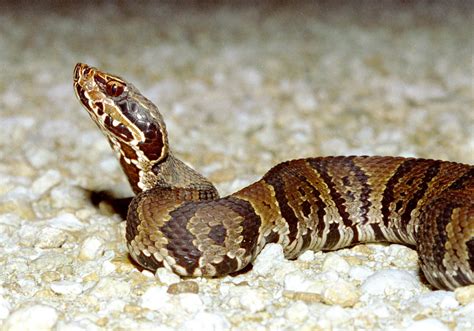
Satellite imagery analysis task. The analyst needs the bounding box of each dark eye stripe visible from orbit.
[94,75,107,85]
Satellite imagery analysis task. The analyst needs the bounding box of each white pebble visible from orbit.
[323,279,360,307]
[26,148,56,169]
[372,303,392,318]
[32,170,61,196]
[418,291,459,309]
[253,244,298,280]
[297,250,315,262]
[440,294,459,310]
[4,304,58,331]
[294,91,318,111]
[141,286,169,310]
[50,185,88,209]
[100,299,126,314]
[253,244,285,276]
[141,269,155,278]
[179,293,203,314]
[321,253,350,274]
[284,301,308,323]
[182,312,230,331]
[50,280,84,296]
[455,285,474,305]
[0,295,11,319]
[91,278,130,299]
[155,267,180,285]
[101,260,117,275]
[239,289,266,313]
[284,272,314,292]
[349,266,374,282]
[325,305,350,323]
[79,237,104,260]
[56,321,90,331]
[361,270,421,296]
[47,213,85,231]
[35,227,67,248]
[405,318,449,331]
[56,319,100,331]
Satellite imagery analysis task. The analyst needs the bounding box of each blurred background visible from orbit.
[1,0,472,194]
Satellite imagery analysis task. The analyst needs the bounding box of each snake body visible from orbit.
[73,63,473,290]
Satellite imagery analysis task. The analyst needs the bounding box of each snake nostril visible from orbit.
[73,64,82,81]
[74,63,94,81]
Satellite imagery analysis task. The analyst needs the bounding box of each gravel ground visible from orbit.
[0,1,473,330]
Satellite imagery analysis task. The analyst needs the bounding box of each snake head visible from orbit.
[73,63,169,163]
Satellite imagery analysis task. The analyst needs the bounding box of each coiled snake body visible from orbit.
[73,63,473,290]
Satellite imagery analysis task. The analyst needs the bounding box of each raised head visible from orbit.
[73,63,169,192]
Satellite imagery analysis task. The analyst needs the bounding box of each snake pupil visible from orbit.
[106,80,124,97]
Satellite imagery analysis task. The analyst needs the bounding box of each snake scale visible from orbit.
[73,63,473,290]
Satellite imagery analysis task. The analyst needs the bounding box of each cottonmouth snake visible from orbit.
[73,63,473,290]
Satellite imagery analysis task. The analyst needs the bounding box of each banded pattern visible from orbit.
[74,63,473,290]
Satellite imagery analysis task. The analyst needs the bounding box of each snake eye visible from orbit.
[106,80,125,97]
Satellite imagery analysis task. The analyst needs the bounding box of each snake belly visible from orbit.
[73,63,473,290]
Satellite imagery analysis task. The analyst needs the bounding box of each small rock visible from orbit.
[35,227,67,248]
[31,251,73,272]
[167,281,199,294]
[4,304,58,331]
[182,312,230,331]
[297,250,315,262]
[253,243,289,277]
[361,270,421,296]
[101,299,126,314]
[405,318,449,331]
[349,266,374,282]
[101,260,117,275]
[50,280,84,296]
[47,213,85,231]
[294,91,318,111]
[50,185,88,210]
[418,291,458,309]
[31,170,61,196]
[455,285,474,305]
[141,286,169,310]
[179,293,203,314]
[18,224,40,247]
[79,237,104,260]
[325,305,350,323]
[55,321,91,331]
[372,303,392,318]
[283,290,323,303]
[322,279,360,307]
[26,148,56,169]
[91,278,131,299]
[156,267,180,285]
[284,301,309,323]
[239,288,266,313]
[0,295,11,319]
[321,253,350,274]
[284,271,314,292]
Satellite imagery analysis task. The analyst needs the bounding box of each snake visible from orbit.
[73,63,473,290]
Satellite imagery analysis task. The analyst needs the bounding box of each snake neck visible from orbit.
[150,154,219,198]
[115,141,219,198]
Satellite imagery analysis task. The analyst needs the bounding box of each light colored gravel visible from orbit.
[0,1,473,330]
